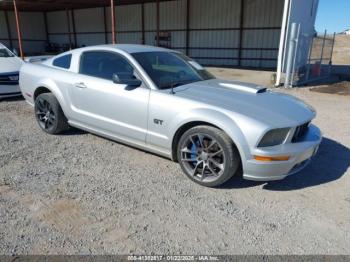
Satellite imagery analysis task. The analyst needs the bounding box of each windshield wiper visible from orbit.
[160,80,197,92]
[159,82,183,89]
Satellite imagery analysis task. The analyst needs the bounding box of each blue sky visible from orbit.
[315,0,350,33]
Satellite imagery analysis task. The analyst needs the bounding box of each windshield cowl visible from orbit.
[158,79,204,90]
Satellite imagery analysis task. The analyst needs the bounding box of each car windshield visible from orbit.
[0,48,14,58]
[131,51,214,89]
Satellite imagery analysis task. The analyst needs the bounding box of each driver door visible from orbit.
[69,50,150,143]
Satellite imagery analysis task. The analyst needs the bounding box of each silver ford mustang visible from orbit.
[19,45,322,187]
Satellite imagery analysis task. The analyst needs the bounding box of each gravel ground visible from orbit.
[0,88,350,255]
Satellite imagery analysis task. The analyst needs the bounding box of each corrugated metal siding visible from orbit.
[116,4,142,31]
[7,0,286,67]
[6,11,46,40]
[104,7,112,31]
[188,30,240,66]
[143,1,187,48]
[240,0,283,67]
[188,0,241,66]
[76,34,105,46]
[244,0,284,27]
[49,34,70,45]
[0,11,9,39]
[145,32,156,46]
[73,8,105,47]
[47,11,70,34]
[13,41,46,54]
[144,2,156,31]
[168,31,186,48]
[190,0,241,29]
[241,29,281,67]
[2,11,47,53]
[74,8,104,33]
[117,32,143,44]
[242,30,281,48]
[47,10,75,49]
[160,0,186,30]
[0,11,14,50]
[189,31,240,48]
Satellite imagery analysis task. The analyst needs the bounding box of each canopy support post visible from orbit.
[13,0,24,59]
[111,0,116,44]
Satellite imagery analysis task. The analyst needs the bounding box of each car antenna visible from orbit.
[170,79,175,95]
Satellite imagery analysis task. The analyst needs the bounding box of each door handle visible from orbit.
[74,82,87,89]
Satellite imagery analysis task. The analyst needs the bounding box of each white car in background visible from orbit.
[0,43,24,99]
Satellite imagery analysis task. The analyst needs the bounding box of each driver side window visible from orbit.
[79,51,134,81]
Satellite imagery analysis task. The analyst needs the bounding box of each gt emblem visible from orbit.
[154,119,164,125]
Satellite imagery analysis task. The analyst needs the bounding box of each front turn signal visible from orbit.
[254,155,290,162]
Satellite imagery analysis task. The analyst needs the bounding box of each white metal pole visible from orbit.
[290,23,301,85]
[275,0,290,86]
[284,23,298,88]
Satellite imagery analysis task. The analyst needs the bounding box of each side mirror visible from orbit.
[113,73,142,87]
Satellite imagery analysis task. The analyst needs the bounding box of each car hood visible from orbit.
[174,79,315,127]
[0,57,23,73]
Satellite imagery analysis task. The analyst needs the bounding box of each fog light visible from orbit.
[254,155,290,162]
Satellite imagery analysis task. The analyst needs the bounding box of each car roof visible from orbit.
[69,44,175,55]
[45,44,180,67]
[112,44,172,53]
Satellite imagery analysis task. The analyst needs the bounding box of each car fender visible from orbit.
[33,78,69,116]
[169,108,250,163]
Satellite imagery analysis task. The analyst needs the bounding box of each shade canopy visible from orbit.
[0,0,166,11]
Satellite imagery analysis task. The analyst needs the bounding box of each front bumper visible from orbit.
[243,124,322,181]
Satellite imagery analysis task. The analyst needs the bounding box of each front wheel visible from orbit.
[34,93,69,134]
[177,126,240,187]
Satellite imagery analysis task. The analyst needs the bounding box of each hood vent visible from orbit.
[219,82,267,94]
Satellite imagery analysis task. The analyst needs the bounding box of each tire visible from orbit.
[177,125,240,187]
[34,93,69,134]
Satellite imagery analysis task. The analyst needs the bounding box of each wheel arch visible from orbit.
[33,86,51,100]
[32,80,68,117]
[170,110,249,164]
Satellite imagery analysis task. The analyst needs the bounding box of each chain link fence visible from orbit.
[302,31,336,85]
[284,23,335,87]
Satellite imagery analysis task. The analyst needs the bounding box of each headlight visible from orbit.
[9,75,19,81]
[258,128,291,147]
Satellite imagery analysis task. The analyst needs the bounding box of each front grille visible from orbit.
[292,122,310,143]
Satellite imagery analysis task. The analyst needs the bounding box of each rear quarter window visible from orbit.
[53,54,72,69]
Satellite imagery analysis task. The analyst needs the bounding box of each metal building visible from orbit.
[0,0,319,85]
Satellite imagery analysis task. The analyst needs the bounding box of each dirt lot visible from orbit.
[311,81,350,96]
[1,85,350,255]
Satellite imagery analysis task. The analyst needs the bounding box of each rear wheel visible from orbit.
[177,125,240,187]
[34,93,69,134]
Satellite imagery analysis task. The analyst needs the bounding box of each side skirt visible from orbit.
[68,120,172,160]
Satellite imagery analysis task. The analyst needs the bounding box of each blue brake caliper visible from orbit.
[191,141,198,166]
